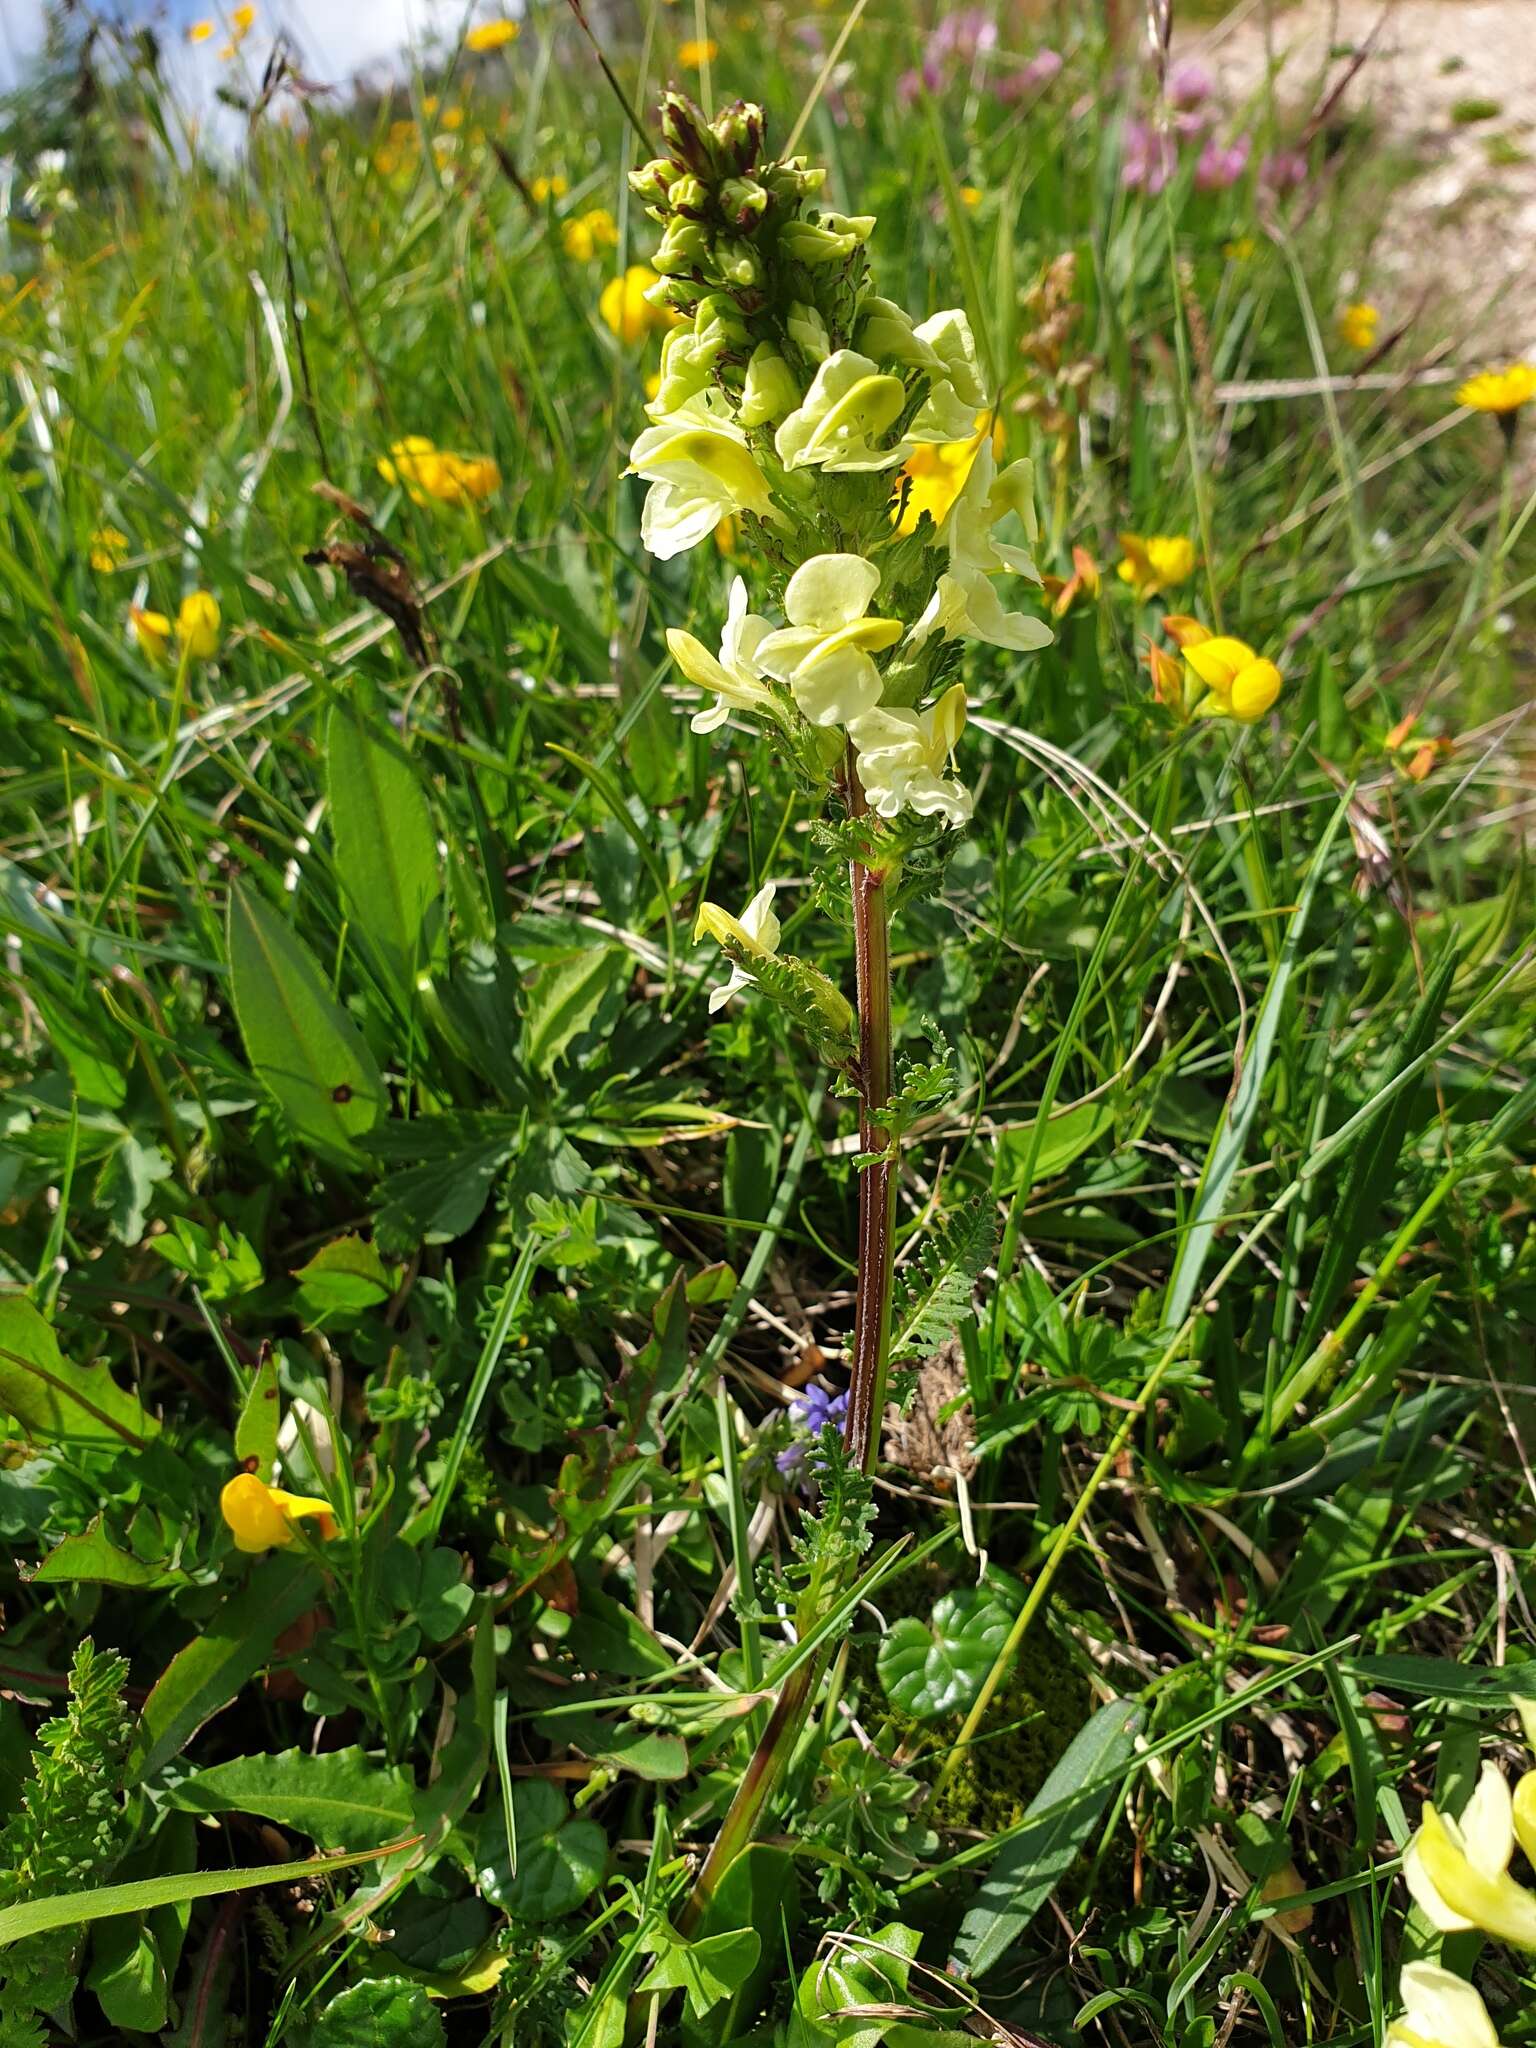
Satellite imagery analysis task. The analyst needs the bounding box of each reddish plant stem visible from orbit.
[677,759,898,1932]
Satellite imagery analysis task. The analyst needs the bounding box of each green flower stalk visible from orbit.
[629,91,1053,1913]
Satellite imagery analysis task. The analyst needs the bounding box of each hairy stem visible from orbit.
[678,764,898,1929]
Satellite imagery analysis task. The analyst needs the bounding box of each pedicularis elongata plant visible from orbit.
[625,92,1054,1918]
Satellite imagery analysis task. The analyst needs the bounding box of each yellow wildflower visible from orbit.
[894,415,991,535]
[186,18,215,41]
[442,105,464,130]
[1404,1763,1536,1950]
[89,526,129,573]
[1337,301,1379,351]
[1160,613,1209,650]
[1116,531,1196,599]
[959,185,982,209]
[378,435,499,508]
[232,4,255,27]
[466,18,519,51]
[221,1471,336,1554]
[1222,236,1257,262]
[1183,632,1282,722]
[130,606,173,660]
[563,207,620,261]
[601,264,673,344]
[1041,544,1100,617]
[678,37,719,66]
[176,591,221,660]
[1456,362,1536,415]
[531,174,569,202]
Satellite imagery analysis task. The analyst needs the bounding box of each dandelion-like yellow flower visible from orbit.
[221,1472,337,1554]
[531,174,569,202]
[677,37,719,66]
[601,264,674,344]
[1456,363,1536,415]
[1116,532,1196,599]
[130,606,173,660]
[176,591,221,660]
[466,17,518,51]
[186,18,215,42]
[89,526,129,573]
[1183,632,1283,722]
[1337,301,1379,351]
[562,206,620,261]
[893,419,990,535]
[378,435,499,508]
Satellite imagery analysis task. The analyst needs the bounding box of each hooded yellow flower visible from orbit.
[907,444,1053,654]
[1337,302,1379,350]
[221,1471,336,1554]
[1117,532,1196,599]
[176,591,221,660]
[1182,633,1282,723]
[1403,1761,1536,1949]
[755,553,902,726]
[666,575,778,733]
[695,882,781,1012]
[1385,1964,1502,2048]
[466,17,518,50]
[627,393,777,559]
[601,263,673,343]
[894,417,992,536]
[1456,363,1536,415]
[848,682,972,828]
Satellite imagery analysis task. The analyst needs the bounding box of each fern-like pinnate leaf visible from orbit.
[891,1195,997,1360]
[0,1641,133,2023]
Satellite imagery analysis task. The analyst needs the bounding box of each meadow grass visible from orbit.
[0,4,1534,2045]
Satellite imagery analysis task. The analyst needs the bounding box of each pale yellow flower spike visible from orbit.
[1384,1963,1502,2048]
[1403,1762,1536,1950]
[221,1471,337,1554]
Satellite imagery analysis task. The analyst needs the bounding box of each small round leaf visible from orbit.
[876,1588,1013,1720]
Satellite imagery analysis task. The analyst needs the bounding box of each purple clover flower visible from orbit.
[1120,118,1175,194]
[1166,58,1213,109]
[1194,133,1251,191]
[993,47,1062,101]
[1259,147,1307,192]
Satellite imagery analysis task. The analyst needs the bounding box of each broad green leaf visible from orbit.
[476,1780,606,1921]
[0,1296,158,1449]
[638,1926,760,2019]
[167,1746,415,1851]
[522,947,619,1076]
[532,1707,687,1781]
[86,1916,167,2033]
[684,1843,799,2047]
[29,1515,181,1588]
[326,700,438,990]
[132,1557,320,1778]
[234,1348,281,1475]
[954,1697,1141,1979]
[302,1975,445,2048]
[876,1590,1013,1721]
[293,1234,393,1319]
[363,1111,523,1251]
[0,1838,416,1948]
[226,881,384,1163]
[788,1921,922,2048]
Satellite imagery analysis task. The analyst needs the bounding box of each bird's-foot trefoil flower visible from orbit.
[1338,301,1379,351]
[221,1471,337,1553]
[130,606,173,660]
[177,591,221,660]
[1117,531,1197,598]
[695,883,782,1012]
[1385,1964,1502,2048]
[1403,1761,1536,1949]
[755,554,903,726]
[849,682,973,827]
[1182,632,1283,722]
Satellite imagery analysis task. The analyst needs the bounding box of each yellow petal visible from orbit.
[1228,658,1282,721]
[1414,1804,1536,1948]
[1183,635,1256,694]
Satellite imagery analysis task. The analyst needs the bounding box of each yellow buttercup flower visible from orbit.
[130,606,173,660]
[1456,362,1536,415]
[601,264,673,344]
[466,17,518,51]
[562,206,620,261]
[89,526,129,573]
[378,435,499,508]
[176,591,221,660]
[678,37,719,66]
[1117,532,1196,599]
[531,174,568,202]
[1337,301,1379,350]
[221,1471,337,1554]
[1183,632,1283,722]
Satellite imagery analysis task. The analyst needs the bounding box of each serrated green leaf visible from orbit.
[167,1746,415,1851]
[876,1589,1013,1720]
[326,700,439,991]
[0,1296,158,1450]
[226,882,384,1164]
[475,1781,606,1921]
